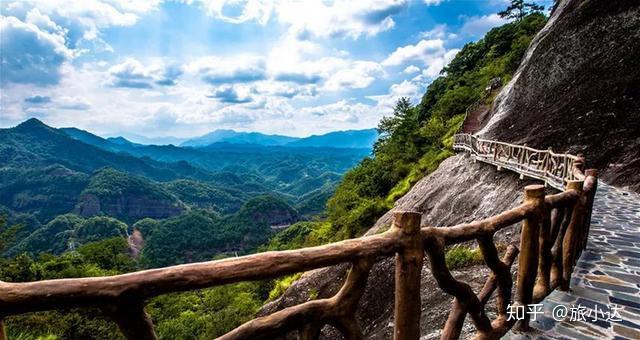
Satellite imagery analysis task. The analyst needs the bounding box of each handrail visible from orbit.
[453,133,584,190]
[0,144,598,340]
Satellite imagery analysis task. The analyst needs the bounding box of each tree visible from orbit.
[499,0,544,21]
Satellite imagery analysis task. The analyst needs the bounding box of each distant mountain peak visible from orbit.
[181,128,378,149]
[107,136,136,146]
[15,118,50,130]
[181,129,299,147]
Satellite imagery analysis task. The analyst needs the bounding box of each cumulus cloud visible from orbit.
[24,95,52,104]
[323,61,384,91]
[11,0,157,39]
[420,23,457,40]
[189,56,267,84]
[156,64,184,86]
[382,39,445,66]
[382,38,459,79]
[208,85,253,104]
[25,8,66,35]
[254,82,316,98]
[261,35,385,92]
[57,96,91,110]
[197,0,274,25]
[184,0,407,40]
[0,15,74,86]
[402,65,420,74]
[459,14,510,37]
[302,99,373,124]
[276,0,407,39]
[107,58,183,88]
[421,48,460,77]
[273,72,322,85]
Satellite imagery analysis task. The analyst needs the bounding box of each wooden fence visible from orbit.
[0,141,598,340]
[453,133,584,190]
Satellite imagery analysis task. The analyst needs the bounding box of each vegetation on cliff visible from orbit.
[275,13,548,248]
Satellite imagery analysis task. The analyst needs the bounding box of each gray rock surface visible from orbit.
[479,0,640,192]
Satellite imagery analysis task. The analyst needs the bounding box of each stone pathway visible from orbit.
[509,183,640,339]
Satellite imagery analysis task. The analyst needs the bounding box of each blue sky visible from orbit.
[0,0,551,141]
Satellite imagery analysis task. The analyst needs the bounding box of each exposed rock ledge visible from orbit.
[479,0,640,192]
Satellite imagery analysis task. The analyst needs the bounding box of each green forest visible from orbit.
[0,13,547,339]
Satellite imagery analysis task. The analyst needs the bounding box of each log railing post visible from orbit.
[393,211,423,340]
[534,196,552,301]
[515,185,544,331]
[581,169,599,251]
[562,180,584,288]
[0,319,7,340]
[103,301,157,340]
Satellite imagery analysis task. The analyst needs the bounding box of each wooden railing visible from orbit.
[453,133,584,190]
[0,145,598,340]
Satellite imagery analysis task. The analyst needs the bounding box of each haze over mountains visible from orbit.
[180,128,378,149]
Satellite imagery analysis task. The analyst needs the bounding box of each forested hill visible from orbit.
[0,118,371,265]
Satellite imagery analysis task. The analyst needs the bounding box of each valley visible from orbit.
[0,119,375,266]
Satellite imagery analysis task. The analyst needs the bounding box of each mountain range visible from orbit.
[0,118,374,264]
[162,128,378,149]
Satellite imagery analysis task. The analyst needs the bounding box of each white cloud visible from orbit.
[420,23,457,40]
[57,96,92,110]
[265,38,385,92]
[459,14,510,37]
[208,84,253,103]
[402,65,420,74]
[25,8,66,35]
[188,55,267,84]
[420,48,459,77]
[276,0,407,39]
[382,39,445,66]
[195,0,274,25]
[4,0,160,47]
[0,15,74,86]
[367,80,422,111]
[107,58,183,88]
[323,61,384,91]
[184,0,407,40]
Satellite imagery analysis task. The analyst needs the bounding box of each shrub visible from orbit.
[445,246,484,269]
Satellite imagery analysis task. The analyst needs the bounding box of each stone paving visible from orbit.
[508,183,640,339]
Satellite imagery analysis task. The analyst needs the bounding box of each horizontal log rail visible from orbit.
[453,133,584,190]
[0,145,598,340]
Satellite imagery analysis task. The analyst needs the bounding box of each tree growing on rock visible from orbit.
[499,0,544,21]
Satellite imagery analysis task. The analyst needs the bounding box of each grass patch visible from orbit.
[445,246,484,269]
[268,273,302,301]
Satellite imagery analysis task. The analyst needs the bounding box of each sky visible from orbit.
[0,0,551,141]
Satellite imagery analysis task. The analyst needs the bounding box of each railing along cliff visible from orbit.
[0,141,598,340]
[453,133,584,190]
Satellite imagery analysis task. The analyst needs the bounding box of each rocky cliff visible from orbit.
[261,0,640,338]
[479,0,640,192]
[261,155,540,339]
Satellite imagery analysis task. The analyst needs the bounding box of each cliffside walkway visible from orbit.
[452,134,640,339]
[517,183,640,339]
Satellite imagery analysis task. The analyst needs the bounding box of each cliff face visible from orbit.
[76,193,184,222]
[262,0,640,337]
[479,0,640,192]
